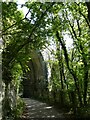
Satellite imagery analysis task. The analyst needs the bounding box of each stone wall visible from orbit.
[0,54,2,120]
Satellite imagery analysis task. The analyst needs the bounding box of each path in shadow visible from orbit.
[21,98,66,119]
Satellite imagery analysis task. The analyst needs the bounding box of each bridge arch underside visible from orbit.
[22,51,48,98]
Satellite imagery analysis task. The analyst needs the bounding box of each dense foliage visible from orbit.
[2,1,90,119]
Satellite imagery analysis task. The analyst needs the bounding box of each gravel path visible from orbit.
[21,98,66,119]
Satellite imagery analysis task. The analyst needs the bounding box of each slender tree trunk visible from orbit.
[56,31,83,106]
[83,65,88,105]
[56,41,64,105]
[62,63,68,89]
[79,42,89,105]
[86,2,90,23]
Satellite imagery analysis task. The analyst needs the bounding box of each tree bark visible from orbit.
[86,2,90,22]
[56,31,83,106]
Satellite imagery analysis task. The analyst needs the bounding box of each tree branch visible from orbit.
[75,2,90,28]
[56,31,69,68]
[77,19,81,37]
[56,31,82,106]
[5,3,55,65]
[2,4,33,34]
[86,2,90,22]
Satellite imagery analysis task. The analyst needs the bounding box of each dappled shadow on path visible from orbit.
[21,98,65,120]
[20,98,90,120]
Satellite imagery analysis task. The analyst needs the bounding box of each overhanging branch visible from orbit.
[6,3,55,65]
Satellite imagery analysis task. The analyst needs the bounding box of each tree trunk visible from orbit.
[56,31,83,106]
[86,2,90,22]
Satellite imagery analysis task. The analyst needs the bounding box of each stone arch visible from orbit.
[22,50,48,98]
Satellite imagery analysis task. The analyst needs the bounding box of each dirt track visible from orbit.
[21,98,66,119]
